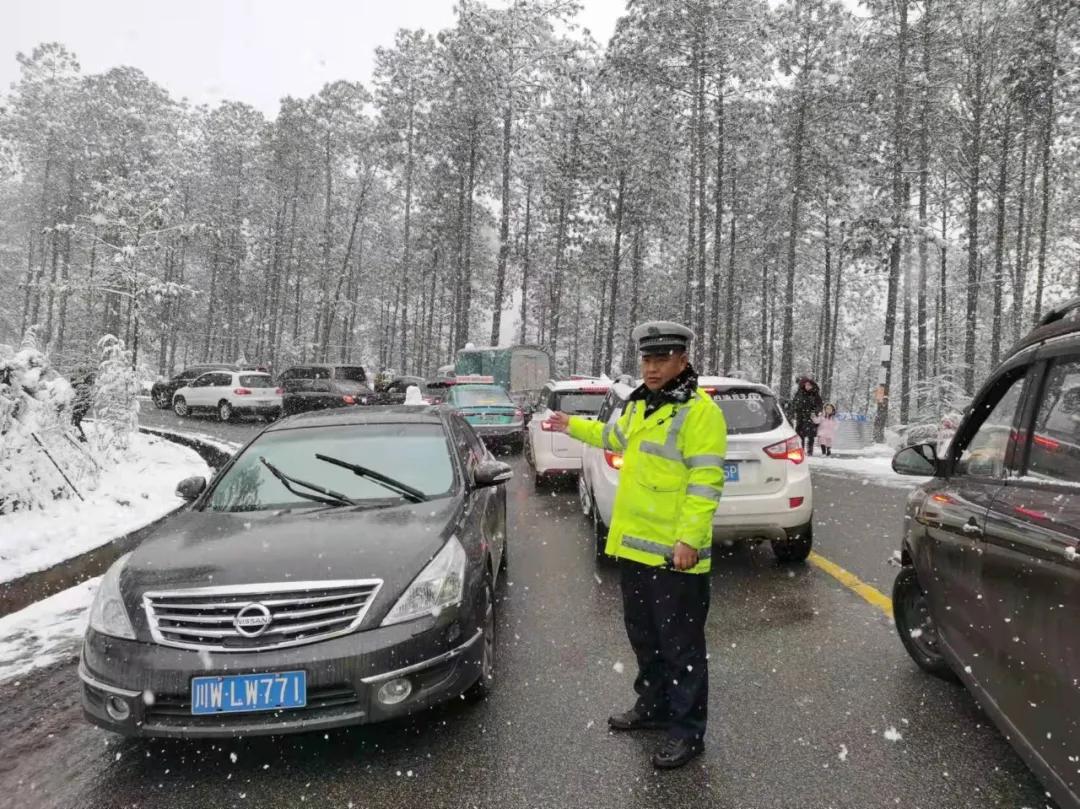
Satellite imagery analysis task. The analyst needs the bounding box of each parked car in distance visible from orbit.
[151,364,235,409]
[526,378,611,485]
[80,406,510,738]
[279,364,373,416]
[578,375,813,562]
[445,378,525,453]
[172,371,281,422]
[890,297,1080,809]
[370,375,428,406]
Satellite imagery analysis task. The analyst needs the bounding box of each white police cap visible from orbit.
[631,321,695,356]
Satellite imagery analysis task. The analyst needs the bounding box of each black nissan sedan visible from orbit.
[79,406,511,738]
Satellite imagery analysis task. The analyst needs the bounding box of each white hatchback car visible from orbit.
[578,375,813,563]
[173,370,282,422]
[525,378,612,486]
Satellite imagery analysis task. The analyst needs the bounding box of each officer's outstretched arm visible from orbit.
[567,402,633,451]
[676,401,728,551]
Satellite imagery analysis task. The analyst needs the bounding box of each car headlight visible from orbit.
[381,536,467,626]
[88,553,136,640]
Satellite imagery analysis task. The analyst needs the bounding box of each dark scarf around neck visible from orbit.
[630,364,699,416]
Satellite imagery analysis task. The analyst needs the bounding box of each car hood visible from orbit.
[121,497,461,629]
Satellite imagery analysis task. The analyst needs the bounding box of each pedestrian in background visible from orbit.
[791,376,823,456]
[547,321,727,770]
[813,403,837,457]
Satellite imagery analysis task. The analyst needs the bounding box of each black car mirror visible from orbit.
[176,476,207,501]
[473,459,513,488]
[892,443,938,477]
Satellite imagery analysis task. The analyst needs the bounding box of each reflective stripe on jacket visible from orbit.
[568,389,727,573]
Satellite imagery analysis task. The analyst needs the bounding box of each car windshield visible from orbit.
[554,391,606,416]
[335,366,367,383]
[206,424,455,512]
[239,375,274,388]
[453,385,513,407]
[710,389,784,435]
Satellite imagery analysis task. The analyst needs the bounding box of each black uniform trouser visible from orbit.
[620,560,710,741]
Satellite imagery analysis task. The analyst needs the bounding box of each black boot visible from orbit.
[652,736,705,769]
[608,708,669,731]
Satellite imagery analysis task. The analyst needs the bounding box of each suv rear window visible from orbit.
[282,366,331,380]
[553,391,607,415]
[709,389,784,435]
[334,366,367,383]
[240,375,274,388]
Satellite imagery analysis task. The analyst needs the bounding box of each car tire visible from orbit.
[173,396,189,418]
[533,469,547,492]
[464,577,496,702]
[578,473,593,518]
[524,436,535,468]
[892,566,957,681]
[218,401,234,423]
[591,502,608,562]
[153,390,170,409]
[772,521,813,564]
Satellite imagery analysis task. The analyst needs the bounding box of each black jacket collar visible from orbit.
[629,365,699,415]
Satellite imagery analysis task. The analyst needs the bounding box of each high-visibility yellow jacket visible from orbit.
[568,389,727,574]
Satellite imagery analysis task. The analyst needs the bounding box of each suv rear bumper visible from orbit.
[712,476,813,539]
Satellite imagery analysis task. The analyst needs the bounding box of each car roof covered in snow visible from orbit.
[267,404,445,432]
[547,378,612,392]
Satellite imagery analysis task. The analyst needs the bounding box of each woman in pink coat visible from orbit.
[813,404,838,456]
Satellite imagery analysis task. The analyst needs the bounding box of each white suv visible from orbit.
[578,375,813,563]
[173,371,282,422]
[525,378,612,486]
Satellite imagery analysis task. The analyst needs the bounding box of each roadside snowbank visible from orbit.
[0,576,98,683]
[810,445,932,488]
[0,430,210,583]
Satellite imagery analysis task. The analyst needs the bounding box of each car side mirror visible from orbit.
[176,476,207,501]
[892,443,938,477]
[473,459,513,488]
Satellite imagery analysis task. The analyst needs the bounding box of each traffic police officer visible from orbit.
[547,321,727,769]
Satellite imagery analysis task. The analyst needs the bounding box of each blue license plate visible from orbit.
[724,463,740,483]
[191,670,306,715]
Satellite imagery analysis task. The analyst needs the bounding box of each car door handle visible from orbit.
[962,521,983,536]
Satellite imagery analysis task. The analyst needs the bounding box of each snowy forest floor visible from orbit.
[0,428,210,584]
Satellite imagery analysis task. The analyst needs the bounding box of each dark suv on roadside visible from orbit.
[279,364,373,416]
[891,297,1080,809]
[151,364,235,409]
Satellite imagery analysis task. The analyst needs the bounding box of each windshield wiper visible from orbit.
[314,454,429,503]
[258,456,356,508]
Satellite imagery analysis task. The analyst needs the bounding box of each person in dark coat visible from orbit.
[791,376,823,456]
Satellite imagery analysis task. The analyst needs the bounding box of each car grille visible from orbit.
[145,684,362,728]
[142,580,383,652]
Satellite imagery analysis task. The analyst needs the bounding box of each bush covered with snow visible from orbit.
[0,330,80,513]
[89,335,140,462]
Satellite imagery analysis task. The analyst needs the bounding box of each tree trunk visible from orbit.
[1011,113,1030,344]
[623,222,643,371]
[711,86,726,371]
[820,205,833,391]
[962,47,984,395]
[991,114,1011,368]
[875,0,908,441]
[604,170,626,374]
[916,0,932,410]
[491,84,513,346]
[779,95,806,399]
[519,184,532,344]
[724,164,737,372]
[694,49,708,351]
[1033,44,1057,324]
[400,103,416,370]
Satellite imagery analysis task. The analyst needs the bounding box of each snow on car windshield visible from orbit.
[206,424,454,512]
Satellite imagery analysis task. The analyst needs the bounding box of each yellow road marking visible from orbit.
[807,552,894,619]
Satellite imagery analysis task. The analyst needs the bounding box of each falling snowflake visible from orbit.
[838,744,849,762]
[230,752,237,764]
[613,661,625,674]
[884,727,903,742]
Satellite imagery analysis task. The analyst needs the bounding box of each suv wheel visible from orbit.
[591,503,608,562]
[218,401,234,423]
[893,566,957,681]
[173,396,189,417]
[772,521,813,564]
[578,474,593,518]
[464,577,496,701]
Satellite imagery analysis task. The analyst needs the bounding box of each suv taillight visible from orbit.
[604,451,624,470]
[342,395,356,405]
[275,387,284,395]
[765,436,804,464]
[233,387,252,396]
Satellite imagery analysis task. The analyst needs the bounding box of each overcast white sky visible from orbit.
[2,0,625,117]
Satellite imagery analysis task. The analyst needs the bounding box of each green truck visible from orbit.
[454,345,553,402]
